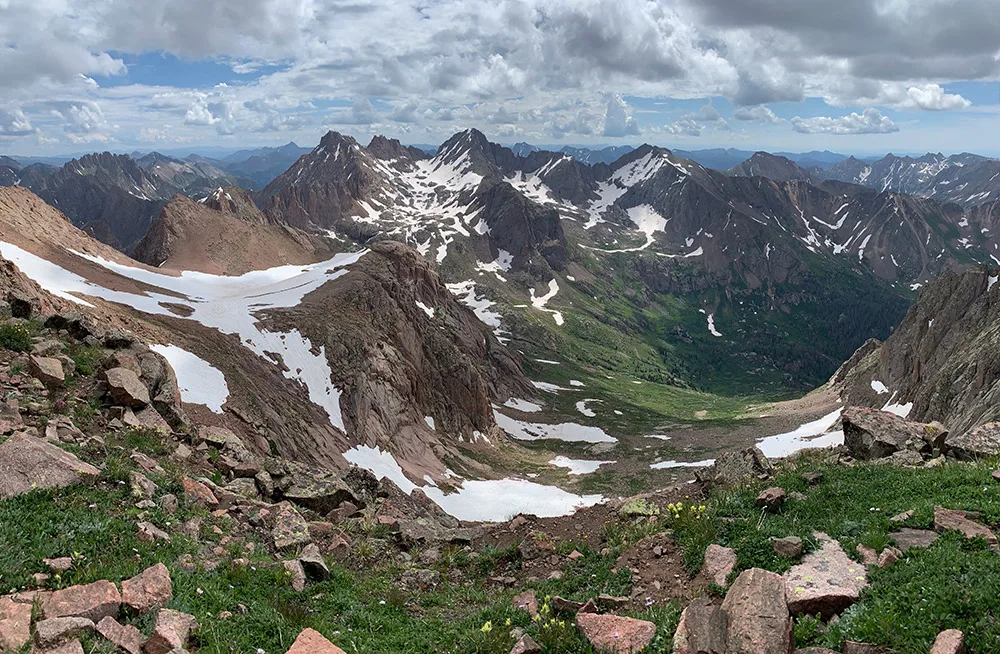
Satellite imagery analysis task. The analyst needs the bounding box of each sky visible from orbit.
[1,0,999,157]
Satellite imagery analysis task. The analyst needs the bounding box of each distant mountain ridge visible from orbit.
[823,152,1000,207]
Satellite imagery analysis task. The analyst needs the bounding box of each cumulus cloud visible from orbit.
[898,84,971,111]
[0,108,36,136]
[0,0,991,148]
[49,101,112,142]
[601,94,640,137]
[733,105,785,123]
[791,108,899,135]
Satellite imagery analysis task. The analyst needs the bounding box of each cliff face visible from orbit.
[835,266,1000,435]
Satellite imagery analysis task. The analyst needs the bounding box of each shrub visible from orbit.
[0,323,33,352]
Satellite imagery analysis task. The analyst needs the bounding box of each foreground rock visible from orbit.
[142,609,197,654]
[946,422,1000,461]
[721,568,791,654]
[930,629,965,654]
[784,533,868,618]
[0,433,100,498]
[697,447,773,489]
[672,596,727,654]
[575,613,656,654]
[285,627,347,653]
[103,367,151,407]
[891,528,940,551]
[701,544,737,588]
[121,563,172,614]
[934,506,998,549]
[34,616,94,648]
[29,355,65,386]
[0,596,32,651]
[842,407,945,461]
[96,616,144,654]
[42,580,121,622]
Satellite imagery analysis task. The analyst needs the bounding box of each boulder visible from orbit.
[299,543,330,581]
[934,506,998,549]
[702,544,737,588]
[842,406,944,460]
[121,563,172,614]
[285,627,347,654]
[282,560,306,591]
[946,422,1000,461]
[96,616,144,654]
[181,478,218,508]
[784,533,867,618]
[672,596,727,654]
[773,536,803,558]
[36,638,84,653]
[137,521,171,543]
[42,580,121,622]
[574,613,656,654]
[930,629,965,654]
[283,474,359,515]
[0,595,32,651]
[510,634,541,654]
[34,616,94,648]
[512,590,538,618]
[29,355,65,386]
[697,447,773,489]
[891,528,939,551]
[142,609,197,654]
[877,547,902,569]
[0,433,100,498]
[103,368,150,407]
[272,502,312,550]
[721,568,792,654]
[756,487,786,509]
[198,426,254,462]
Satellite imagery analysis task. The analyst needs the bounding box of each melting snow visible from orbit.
[343,445,602,521]
[0,242,364,431]
[149,344,229,414]
[503,398,543,413]
[575,399,598,417]
[494,411,617,443]
[529,279,564,325]
[756,408,844,458]
[870,380,889,395]
[415,301,435,318]
[549,456,613,475]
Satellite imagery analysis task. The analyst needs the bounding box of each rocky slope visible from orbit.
[256,129,1000,394]
[726,152,818,184]
[834,263,1000,437]
[135,152,252,196]
[132,187,336,274]
[0,186,545,504]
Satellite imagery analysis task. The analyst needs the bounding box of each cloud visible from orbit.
[791,107,899,135]
[663,118,702,137]
[602,94,640,137]
[898,84,971,111]
[733,106,785,123]
[0,0,992,149]
[0,108,36,136]
[49,101,112,142]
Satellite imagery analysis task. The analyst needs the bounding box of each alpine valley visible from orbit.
[4,128,1000,653]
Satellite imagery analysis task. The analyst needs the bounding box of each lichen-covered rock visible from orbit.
[784,533,868,618]
[843,407,944,460]
[696,447,773,489]
[103,367,150,407]
[0,433,99,499]
[722,568,791,654]
[42,581,121,622]
[574,613,656,654]
[947,422,1000,461]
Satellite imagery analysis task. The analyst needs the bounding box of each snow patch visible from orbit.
[756,408,844,458]
[549,456,613,475]
[494,411,617,443]
[150,344,229,414]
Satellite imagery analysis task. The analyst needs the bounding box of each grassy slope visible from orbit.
[667,454,1000,653]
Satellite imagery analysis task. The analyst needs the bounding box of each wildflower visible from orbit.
[505,618,511,627]
[481,621,492,634]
